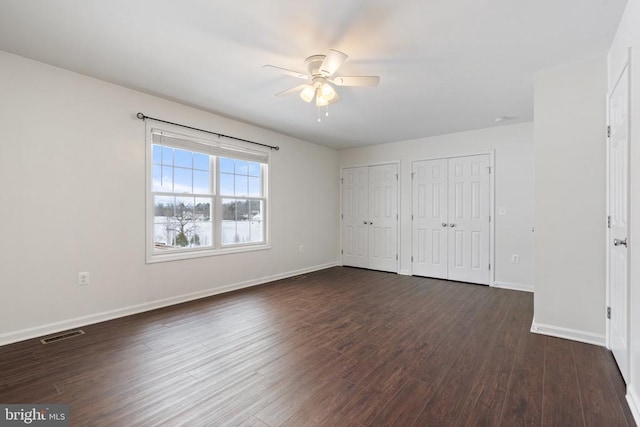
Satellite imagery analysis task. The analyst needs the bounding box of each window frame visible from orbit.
[145,121,270,264]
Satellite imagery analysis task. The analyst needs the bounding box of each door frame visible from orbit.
[339,161,401,272]
[605,48,631,376]
[410,150,495,285]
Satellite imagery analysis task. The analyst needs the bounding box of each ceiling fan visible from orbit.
[264,50,380,108]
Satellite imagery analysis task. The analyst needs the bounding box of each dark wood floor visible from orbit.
[0,267,635,426]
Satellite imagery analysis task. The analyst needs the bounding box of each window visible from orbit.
[147,125,269,262]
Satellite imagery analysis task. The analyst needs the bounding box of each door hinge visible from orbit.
[487,166,492,174]
[411,256,414,262]
[341,213,344,219]
[411,172,415,179]
[411,214,414,220]
[607,306,611,319]
[489,215,491,223]
[607,215,611,229]
[341,249,344,255]
[396,214,398,220]
[396,173,399,180]
[396,254,398,261]
[341,177,344,184]
[489,263,491,271]
[607,125,611,138]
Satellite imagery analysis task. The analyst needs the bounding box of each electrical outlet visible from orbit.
[299,244,304,254]
[511,255,519,264]
[78,272,90,286]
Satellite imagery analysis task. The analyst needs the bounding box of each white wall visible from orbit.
[338,122,534,291]
[532,56,607,345]
[608,0,640,420]
[0,50,339,345]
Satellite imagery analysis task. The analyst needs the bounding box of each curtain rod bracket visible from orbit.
[136,112,279,151]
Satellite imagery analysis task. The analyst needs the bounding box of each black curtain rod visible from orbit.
[136,112,279,151]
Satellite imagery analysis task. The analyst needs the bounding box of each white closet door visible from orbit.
[342,167,369,268]
[412,159,448,278]
[368,164,398,272]
[447,155,490,284]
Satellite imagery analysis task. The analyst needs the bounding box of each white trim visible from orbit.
[0,262,337,347]
[492,281,533,293]
[626,385,640,425]
[398,269,411,276]
[530,318,605,346]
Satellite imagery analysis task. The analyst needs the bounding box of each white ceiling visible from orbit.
[0,0,627,149]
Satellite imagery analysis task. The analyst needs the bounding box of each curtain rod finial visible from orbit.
[136,112,145,120]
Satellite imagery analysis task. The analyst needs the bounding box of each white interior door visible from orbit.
[447,155,490,284]
[368,164,398,272]
[342,167,369,268]
[411,155,490,285]
[608,63,629,384]
[342,164,398,272]
[412,159,448,278]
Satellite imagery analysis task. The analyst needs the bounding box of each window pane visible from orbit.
[220,198,264,245]
[193,153,209,171]
[174,149,192,168]
[152,145,162,165]
[159,166,174,192]
[248,162,261,177]
[222,198,237,245]
[235,175,248,197]
[220,173,234,196]
[220,157,234,173]
[249,200,263,242]
[222,199,236,221]
[235,160,248,175]
[193,197,212,247]
[153,196,175,249]
[248,177,261,197]
[152,165,163,192]
[193,170,210,194]
[174,168,193,193]
[161,146,173,166]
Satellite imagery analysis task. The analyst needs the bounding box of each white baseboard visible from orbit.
[530,318,605,346]
[398,269,411,276]
[0,262,337,347]
[627,385,640,425]
[492,281,534,293]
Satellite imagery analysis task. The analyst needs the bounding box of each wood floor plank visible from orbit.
[542,337,586,427]
[573,342,631,426]
[0,267,633,426]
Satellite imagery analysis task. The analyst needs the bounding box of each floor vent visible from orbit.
[40,329,85,344]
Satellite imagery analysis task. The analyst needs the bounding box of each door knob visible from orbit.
[442,223,447,227]
[614,238,628,247]
[363,220,368,225]
[449,223,456,228]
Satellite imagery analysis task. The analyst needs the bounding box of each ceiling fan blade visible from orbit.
[331,76,380,87]
[262,65,308,80]
[274,84,309,97]
[320,49,348,76]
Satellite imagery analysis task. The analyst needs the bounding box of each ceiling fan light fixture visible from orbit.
[319,82,336,101]
[315,88,329,106]
[299,85,315,103]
